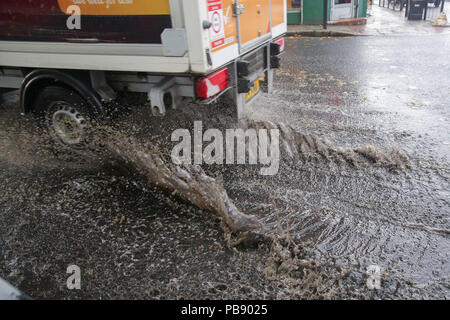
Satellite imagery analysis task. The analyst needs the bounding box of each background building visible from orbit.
[288,0,368,25]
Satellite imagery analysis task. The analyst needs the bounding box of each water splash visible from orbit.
[104,133,265,242]
[242,119,410,169]
[95,117,410,247]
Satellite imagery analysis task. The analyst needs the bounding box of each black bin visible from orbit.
[408,0,427,20]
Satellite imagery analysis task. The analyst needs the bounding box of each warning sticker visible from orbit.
[208,0,225,49]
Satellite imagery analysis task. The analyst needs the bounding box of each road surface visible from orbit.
[0,34,449,299]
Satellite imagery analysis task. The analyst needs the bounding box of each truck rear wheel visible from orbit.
[34,86,92,151]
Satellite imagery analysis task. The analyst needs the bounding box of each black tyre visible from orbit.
[34,86,93,151]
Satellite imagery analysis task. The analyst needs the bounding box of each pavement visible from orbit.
[287,2,450,37]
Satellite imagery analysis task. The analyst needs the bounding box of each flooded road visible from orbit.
[0,35,449,299]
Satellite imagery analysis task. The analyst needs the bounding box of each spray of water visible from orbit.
[94,116,410,245]
[102,132,267,243]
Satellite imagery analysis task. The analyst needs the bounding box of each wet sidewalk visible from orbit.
[287,2,450,37]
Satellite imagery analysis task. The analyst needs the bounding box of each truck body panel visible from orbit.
[0,0,286,74]
[0,0,172,44]
[238,0,271,48]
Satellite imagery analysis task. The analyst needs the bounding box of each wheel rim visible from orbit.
[48,102,88,146]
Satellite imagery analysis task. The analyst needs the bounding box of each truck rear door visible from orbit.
[236,0,271,53]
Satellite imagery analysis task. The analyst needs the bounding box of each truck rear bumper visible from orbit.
[203,37,284,119]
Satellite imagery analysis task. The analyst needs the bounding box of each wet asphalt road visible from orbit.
[246,34,450,296]
[264,34,450,162]
[0,35,449,299]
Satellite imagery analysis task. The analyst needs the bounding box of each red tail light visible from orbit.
[196,68,230,99]
[274,37,285,52]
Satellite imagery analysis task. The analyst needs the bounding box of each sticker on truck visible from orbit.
[208,0,226,49]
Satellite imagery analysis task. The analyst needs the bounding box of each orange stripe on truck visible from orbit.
[57,0,171,16]
[272,0,285,26]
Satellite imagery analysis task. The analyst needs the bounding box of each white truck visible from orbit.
[0,0,286,147]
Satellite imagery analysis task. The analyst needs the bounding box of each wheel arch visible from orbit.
[20,69,104,115]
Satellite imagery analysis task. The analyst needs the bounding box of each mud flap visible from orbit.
[264,68,274,94]
[234,91,246,120]
[262,44,274,94]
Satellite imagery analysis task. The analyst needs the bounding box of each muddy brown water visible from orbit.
[0,68,449,299]
[107,103,448,298]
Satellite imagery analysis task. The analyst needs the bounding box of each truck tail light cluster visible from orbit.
[196,68,230,99]
[272,37,285,54]
[270,37,284,69]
